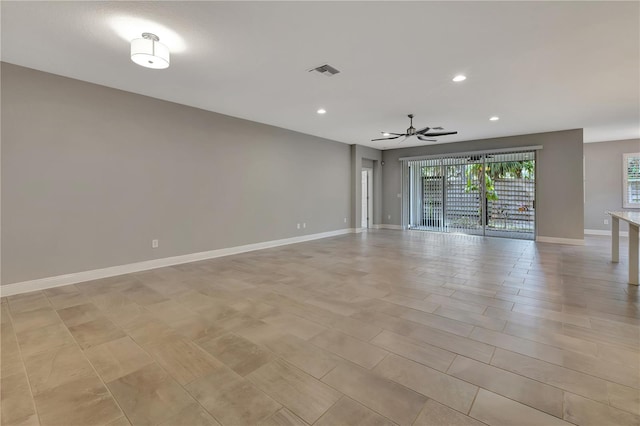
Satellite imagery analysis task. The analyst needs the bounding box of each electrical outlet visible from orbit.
[397,193,401,198]
[604,219,609,225]
[303,223,306,228]
[297,223,300,229]
[388,214,391,220]
[344,218,347,223]
[152,239,159,248]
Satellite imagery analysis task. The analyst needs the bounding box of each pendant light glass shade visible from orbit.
[131,33,170,69]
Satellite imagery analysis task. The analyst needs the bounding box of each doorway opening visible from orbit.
[403,150,536,240]
[361,168,373,229]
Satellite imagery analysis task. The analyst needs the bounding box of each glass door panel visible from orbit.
[444,157,483,235]
[408,159,444,230]
[484,152,535,239]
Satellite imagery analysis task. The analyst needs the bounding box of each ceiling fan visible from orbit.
[372,114,457,143]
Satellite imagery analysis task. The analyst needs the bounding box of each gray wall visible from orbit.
[585,138,640,231]
[351,145,382,229]
[2,63,351,284]
[382,129,584,240]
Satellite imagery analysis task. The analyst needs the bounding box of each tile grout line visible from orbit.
[106,296,235,426]
[487,348,640,415]
[466,387,481,416]
[445,348,623,419]
[48,293,133,425]
[366,328,385,343]
[309,395,342,425]
[316,361,423,426]
[5,300,43,426]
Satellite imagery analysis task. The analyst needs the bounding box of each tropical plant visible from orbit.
[465,164,498,200]
[465,160,534,197]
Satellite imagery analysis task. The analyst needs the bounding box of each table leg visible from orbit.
[612,216,619,263]
[629,223,639,286]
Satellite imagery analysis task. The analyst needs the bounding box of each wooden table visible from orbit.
[609,211,640,285]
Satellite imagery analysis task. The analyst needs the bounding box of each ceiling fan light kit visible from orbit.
[372,114,457,143]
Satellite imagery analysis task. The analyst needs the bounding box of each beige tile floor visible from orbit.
[1,230,639,426]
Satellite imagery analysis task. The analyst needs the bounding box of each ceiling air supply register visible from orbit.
[308,64,340,77]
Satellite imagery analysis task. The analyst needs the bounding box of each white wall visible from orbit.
[2,63,352,284]
[584,139,640,231]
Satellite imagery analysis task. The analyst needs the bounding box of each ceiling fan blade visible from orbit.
[416,126,431,134]
[371,135,402,141]
[417,136,437,142]
[432,127,444,130]
[421,131,458,137]
[387,132,406,136]
[396,136,409,144]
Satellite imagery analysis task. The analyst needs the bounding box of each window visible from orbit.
[623,152,640,208]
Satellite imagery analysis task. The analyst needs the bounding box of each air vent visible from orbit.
[308,64,340,77]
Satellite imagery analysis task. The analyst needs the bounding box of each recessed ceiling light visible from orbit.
[317,108,327,114]
[452,75,466,82]
[382,132,390,136]
[489,116,500,121]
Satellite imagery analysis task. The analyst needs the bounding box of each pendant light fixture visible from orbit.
[130,33,170,69]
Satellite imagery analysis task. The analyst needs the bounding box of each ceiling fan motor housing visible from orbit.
[407,113,416,135]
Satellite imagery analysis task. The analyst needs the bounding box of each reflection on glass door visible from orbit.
[404,151,535,240]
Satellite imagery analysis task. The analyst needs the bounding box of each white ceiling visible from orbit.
[2,1,639,149]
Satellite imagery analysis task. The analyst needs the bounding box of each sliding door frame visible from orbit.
[401,146,541,239]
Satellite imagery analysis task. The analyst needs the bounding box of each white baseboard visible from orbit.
[1,228,356,297]
[363,225,402,230]
[378,224,404,230]
[584,229,629,237]
[536,236,585,245]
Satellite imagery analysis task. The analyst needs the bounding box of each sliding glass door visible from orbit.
[403,150,536,240]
